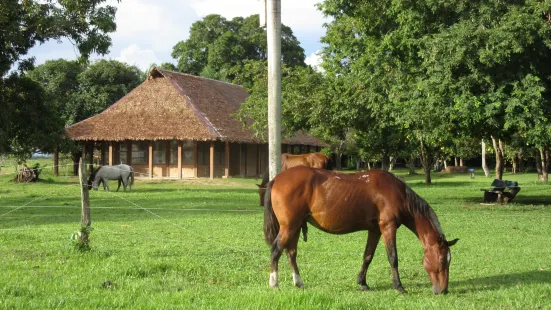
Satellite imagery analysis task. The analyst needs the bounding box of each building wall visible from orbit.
[95,140,320,178]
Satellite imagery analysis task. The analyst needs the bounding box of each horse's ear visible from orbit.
[447,238,459,247]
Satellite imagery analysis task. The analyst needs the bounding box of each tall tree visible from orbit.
[0,0,118,159]
[0,74,59,161]
[172,14,305,80]
[1,0,118,76]
[69,60,142,124]
[28,59,84,127]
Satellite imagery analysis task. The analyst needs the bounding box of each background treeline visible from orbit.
[2,1,551,184]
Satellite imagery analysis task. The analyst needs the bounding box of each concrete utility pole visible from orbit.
[266,0,282,180]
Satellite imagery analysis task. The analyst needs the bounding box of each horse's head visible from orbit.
[88,167,99,190]
[423,238,459,294]
[91,180,100,190]
[257,184,266,206]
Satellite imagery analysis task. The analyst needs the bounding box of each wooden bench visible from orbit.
[480,179,521,203]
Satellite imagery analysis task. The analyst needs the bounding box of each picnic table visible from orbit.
[480,179,521,203]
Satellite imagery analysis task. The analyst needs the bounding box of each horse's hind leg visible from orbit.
[381,224,407,294]
[269,235,283,288]
[269,225,301,288]
[285,229,304,288]
[121,177,128,192]
[357,231,381,291]
[116,179,122,192]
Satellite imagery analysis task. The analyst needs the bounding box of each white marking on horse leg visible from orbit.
[269,272,278,288]
[292,272,304,288]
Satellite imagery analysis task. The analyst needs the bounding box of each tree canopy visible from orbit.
[171,14,306,81]
[317,0,551,182]
[0,0,118,161]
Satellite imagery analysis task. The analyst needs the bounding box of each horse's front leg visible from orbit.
[357,231,381,291]
[104,178,111,192]
[381,223,407,294]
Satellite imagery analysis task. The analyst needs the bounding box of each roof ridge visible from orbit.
[155,68,246,90]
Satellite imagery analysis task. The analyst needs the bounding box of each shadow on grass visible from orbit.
[410,181,480,188]
[461,195,551,207]
[450,270,551,293]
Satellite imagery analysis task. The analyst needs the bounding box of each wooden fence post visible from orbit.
[78,158,91,248]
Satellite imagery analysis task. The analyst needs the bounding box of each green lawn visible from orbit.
[1,165,550,309]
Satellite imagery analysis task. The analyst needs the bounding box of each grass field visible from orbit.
[1,161,550,309]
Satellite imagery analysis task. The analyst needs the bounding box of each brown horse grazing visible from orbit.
[263,166,458,295]
[257,152,332,206]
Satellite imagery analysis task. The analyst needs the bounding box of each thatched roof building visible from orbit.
[66,68,326,178]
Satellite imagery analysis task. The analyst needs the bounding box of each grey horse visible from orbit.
[89,164,134,192]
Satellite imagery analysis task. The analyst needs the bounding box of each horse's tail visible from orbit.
[264,179,308,244]
[263,180,280,246]
[130,167,135,185]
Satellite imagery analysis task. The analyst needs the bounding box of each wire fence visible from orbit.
[1,164,551,264]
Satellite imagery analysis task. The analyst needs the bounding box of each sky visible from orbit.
[28,0,327,71]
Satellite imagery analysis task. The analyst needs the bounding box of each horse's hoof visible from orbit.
[396,287,408,295]
[360,285,370,291]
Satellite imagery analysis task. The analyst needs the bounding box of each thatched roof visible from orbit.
[66,68,327,146]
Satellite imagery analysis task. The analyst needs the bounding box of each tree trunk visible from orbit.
[54,144,60,177]
[356,158,361,171]
[499,139,505,173]
[423,165,432,184]
[419,140,433,185]
[491,136,503,180]
[482,139,490,177]
[535,148,542,179]
[512,157,517,174]
[443,160,448,170]
[389,156,397,171]
[336,152,342,170]
[72,151,81,176]
[540,147,549,183]
[381,154,390,171]
[459,158,464,167]
[454,157,458,166]
[518,153,524,173]
[406,157,417,175]
[367,162,371,170]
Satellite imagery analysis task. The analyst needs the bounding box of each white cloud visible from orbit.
[108,0,199,53]
[305,50,324,72]
[28,0,326,67]
[116,44,161,71]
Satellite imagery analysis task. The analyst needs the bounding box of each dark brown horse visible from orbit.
[257,152,332,206]
[263,166,458,294]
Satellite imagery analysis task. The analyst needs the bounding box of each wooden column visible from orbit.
[193,142,198,178]
[148,142,153,179]
[238,143,243,176]
[127,141,132,165]
[224,141,230,178]
[178,142,182,179]
[88,143,93,175]
[209,141,214,179]
[108,143,113,166]
[256,144,260,176]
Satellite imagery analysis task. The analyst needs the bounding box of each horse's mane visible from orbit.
[396,176,445,239]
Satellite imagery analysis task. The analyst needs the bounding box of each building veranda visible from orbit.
[65,68,326,179]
